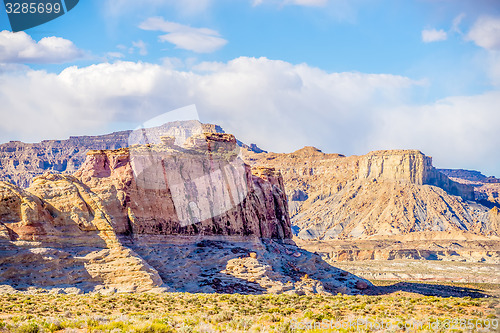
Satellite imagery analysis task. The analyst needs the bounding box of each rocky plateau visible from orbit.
[1,121,499,292]
[243,147,500,267]
[0,123,368,295]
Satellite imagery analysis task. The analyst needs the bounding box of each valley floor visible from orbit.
[0,286,498,332]
[333,260,500,285]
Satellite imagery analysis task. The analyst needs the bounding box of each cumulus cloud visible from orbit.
[0,30,83,64]
[104,0,212,16]
[139,17,227,53]
[372,91,500,175]
[466,16,500,50]
[421,29,448,43]
[0,57,498,176]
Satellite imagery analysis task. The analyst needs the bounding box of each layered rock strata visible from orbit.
[74,133,291,239]
[244,148,499,240]
[0,121,266,188]
[0,130,369,294]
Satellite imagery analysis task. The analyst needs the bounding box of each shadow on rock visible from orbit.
[125,235,372,295]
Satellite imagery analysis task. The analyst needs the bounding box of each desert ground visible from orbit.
[0,284,499,333]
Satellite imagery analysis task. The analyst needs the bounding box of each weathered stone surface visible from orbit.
[0,121,267,188]
[439,169,500,207]
[0,243,162,292]
[0,132,131,188]
[296,235,500,263]
[126,236,368,295]
[244,148,498,240]
[3,129,361,295]
[74,133,291,239]
[360,150,474,200]
[0,177,163,292]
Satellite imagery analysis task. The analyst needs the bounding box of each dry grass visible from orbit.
[0,287,498,332]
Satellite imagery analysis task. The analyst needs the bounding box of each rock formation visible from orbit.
[359,150,474,200]
[0,132,130,188]
[0,176,162,292]
[74,134,291,239]
[0,121,266,188]
[244,148,499,240]
[439,169,500,207]
[0,127,367,295]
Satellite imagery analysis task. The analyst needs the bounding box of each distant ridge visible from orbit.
[244,148,500,240]
[0,121,265,187]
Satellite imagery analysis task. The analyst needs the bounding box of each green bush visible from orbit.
[16,322,39,333]
[43,322,63,333]
[135,322,173,333]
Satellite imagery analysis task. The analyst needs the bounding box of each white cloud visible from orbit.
[139,17,227,53]
[104,0,212,17]
[0,57,498,176]
[132,40,148,56]
[488,52,500,86]
[372,91,500,176]
[466,16,500,50]
[286,0,328,6]
[421,29,448,43]
[0,30,83,64]
[106,52,125,59]
[451,13,466,34]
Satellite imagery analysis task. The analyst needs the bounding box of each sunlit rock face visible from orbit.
[0,176,162,293]
[75,131,291,240]
[0,124,307,294]
[244,148,498,240]
[0,120,226,188]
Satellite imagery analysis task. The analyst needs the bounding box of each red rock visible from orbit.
[355,280,368,290]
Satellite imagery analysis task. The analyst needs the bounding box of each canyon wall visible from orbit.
[74,133,291,239]
[0,121,227,188]
[1,130,336,294]
[358,150,474,200]
[244,148,498,240]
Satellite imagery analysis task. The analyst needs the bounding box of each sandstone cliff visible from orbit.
[0,177,163,292]
[0,121,267,188]
[244,148,498,240]
[0,132,130,188]
[74,132,291,239]
[439,169,500,207]
[0,130,368,295]
[359,150,474,200]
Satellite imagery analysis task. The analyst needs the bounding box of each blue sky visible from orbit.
[0,0,499,176]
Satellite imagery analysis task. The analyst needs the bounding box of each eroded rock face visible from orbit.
[0,178,163,292]
[0,121,263,188]
[439,169,500,207]
[0,132,131,188]
[74,133,291,239]
[244,148,498,240]
[359,150,474,200]
[0,130,306,294]
[126,236,369,295]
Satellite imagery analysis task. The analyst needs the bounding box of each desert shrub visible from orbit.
[42,322,63,333]
[135,322,173,333]
[16,322,39,333]
[212,311,233,323]
[87,318,100,328]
